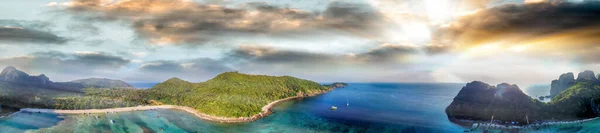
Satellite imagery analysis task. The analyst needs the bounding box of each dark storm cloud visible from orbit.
[0,20,68,44]
[466,1,600,32]
[439,1,600,46]
[139,60,183,72]
[226,45,339,65]
[353,44,418,62]
[320,2,384,33]
[0,51,130,74]
[226,44,418,66]
[432,1,600,65]
[60,0,385,45]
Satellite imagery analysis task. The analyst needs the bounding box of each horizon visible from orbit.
[1,0,600,87]
[0,65,585,90]
[3,1,600,132]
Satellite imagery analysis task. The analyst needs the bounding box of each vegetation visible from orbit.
[144,72,333,117]
[549,81,600,119]
[69,78,133,88]
[0,66,344,118]
[0,82,82,109]
[41,72,342,118]
[447,78,600,124]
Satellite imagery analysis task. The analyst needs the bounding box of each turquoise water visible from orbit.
[3,83,599,132]
[0,112,63,133]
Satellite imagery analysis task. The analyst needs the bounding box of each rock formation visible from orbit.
[445,81,541,124]
[550,72,575,97]
[448,70,600,126]
[576,70,597,82]
[0,66,52,85]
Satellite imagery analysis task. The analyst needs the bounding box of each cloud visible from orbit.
[435,1,600,63]
[0,51,130,81]
[226,44,419,69]
[350,43,418,62]
[139,58,232,74]
[58,0,385,45]
[0,20,68,44]
[131,52,147,58]
[47,2,59,7]
[136,58,233,82]
[226,45,340,65]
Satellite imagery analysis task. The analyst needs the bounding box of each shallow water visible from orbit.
[2,83,598,132]
[0,112,63,133]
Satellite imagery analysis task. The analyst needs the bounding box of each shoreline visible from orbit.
[449,117,600,130]
[19,87,340,123]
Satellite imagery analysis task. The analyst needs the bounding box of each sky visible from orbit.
[0,0,599,87]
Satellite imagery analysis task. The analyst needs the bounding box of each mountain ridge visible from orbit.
[0,66,134,109]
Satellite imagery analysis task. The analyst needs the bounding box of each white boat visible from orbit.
[330,106,337,110]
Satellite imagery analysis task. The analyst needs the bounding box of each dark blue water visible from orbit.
[11,83,474,132]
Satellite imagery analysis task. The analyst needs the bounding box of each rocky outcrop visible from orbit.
[550,72,575,97]
[448,71,600,126]
[576,70,597,82]
[446,81,542,124]
[0,66,52,85]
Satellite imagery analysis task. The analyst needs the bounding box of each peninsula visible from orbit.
[446,70,600,126]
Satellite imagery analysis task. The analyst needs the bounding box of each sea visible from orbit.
[2,83,600,133]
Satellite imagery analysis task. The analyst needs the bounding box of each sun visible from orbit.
[424,0,453,24]
[401,22,432,44]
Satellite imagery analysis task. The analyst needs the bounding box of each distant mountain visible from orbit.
[0,66,132,109]
[0,66,132,91]
[0,66,52,86]
[69,78,133,88]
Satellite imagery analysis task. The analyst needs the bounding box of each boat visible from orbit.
[110,120,115,124]
[330,106,337,110]
[346,98,349,106]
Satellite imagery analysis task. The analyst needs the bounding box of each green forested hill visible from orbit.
[0,66,340,118]
[51,72,341,118]
[550,81,600,119]
[146,72,331,117]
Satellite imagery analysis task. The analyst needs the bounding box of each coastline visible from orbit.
[449,117,600,130]
[19,87,340,123]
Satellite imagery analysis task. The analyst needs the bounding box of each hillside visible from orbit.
[145,72,333,117]
[0,66,133,109]
[445,81,547,124]
[550,81,600,119]
[447,70,600,125]
[69,78,133,88]
[0,68,344,119]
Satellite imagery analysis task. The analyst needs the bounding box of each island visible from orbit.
[446,70,600,127]
[0,66,347,123]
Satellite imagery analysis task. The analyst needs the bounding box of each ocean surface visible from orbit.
[2,83,599,133]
